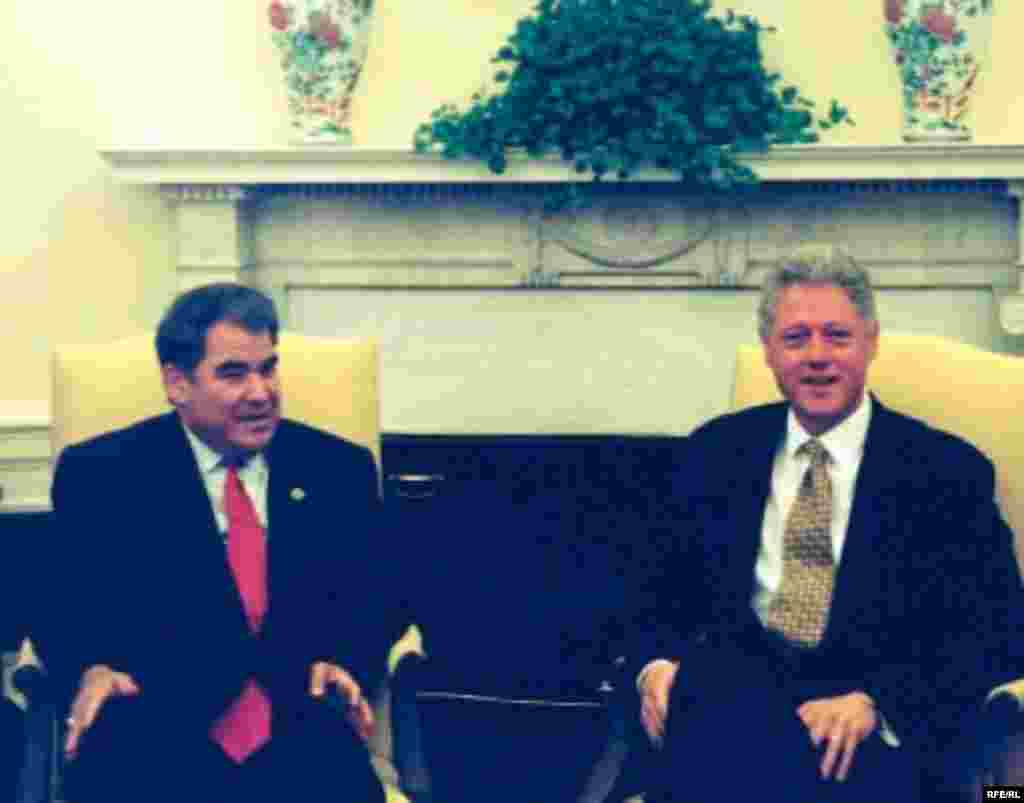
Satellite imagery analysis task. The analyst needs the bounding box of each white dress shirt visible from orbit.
[182,422,270,535]
[751,396,871,623]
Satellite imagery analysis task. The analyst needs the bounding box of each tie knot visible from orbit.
[222,455,251,478]
[798,438,830,466]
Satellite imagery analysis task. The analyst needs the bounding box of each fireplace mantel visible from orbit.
[96,142,1024,441]
[101,144,1024,185]
[6,144,1024,512]
[100,144,1024,328]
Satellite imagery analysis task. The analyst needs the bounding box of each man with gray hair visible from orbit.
[632,244,1021,801]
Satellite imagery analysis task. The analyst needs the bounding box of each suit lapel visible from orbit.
[824,399,907,643]
[724,406,787,586]
[159,415,221,540]
[264,422,311,618]
[156,414,251,635]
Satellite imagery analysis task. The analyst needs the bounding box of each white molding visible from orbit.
[161,185,255,203]
[0,405,52,513]
[100,145,1024,185]
[246,184,1018,292]
[0,401,49,428]
[99,145,1024,339]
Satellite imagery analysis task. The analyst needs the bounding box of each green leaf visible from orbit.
[415,0,850,193]
[828,100,850,125]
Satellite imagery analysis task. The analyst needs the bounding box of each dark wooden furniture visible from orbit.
[383,433,684,803]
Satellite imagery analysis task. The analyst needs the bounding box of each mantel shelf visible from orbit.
[100,144,1024,186]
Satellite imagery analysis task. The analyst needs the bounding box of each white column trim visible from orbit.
[0,403,52,513]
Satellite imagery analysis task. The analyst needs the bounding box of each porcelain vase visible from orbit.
[884,0,993,142]
[268,0,374,145]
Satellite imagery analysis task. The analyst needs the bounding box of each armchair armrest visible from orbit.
[576,670,631,803]
[372,625,427,803]
[576,657,652,803]
[12,664,49,700]
[979,679,1024,790]
[987,678,1024,710]
[391,650,432,803]
[10,662,61,803]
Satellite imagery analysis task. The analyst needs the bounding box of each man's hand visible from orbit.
[640,660,679,748]
[797,691,877,782]
[309,661,374,743]
[64,665,140,759]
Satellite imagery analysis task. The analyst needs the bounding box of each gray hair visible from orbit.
[757,243,877,341]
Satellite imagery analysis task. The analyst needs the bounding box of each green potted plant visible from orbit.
[414,0,850,203]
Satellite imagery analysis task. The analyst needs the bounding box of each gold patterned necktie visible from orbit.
[764,438,834,648]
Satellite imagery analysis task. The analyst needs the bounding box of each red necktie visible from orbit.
[210,465,272,763]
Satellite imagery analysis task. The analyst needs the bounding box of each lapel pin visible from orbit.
[290,487,306,502]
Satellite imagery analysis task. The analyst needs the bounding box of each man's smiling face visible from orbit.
[762,282,879,436]
[162,320,281,459]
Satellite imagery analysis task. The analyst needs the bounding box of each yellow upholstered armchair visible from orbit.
[20,331,420,803]
[733,332,1024,799]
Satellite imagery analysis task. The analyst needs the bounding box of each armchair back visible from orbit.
[732,332,1024,564]
[51,331,380,464]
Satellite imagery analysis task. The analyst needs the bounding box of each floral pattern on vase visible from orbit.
[269,0,374,145]
[884,0,993,142]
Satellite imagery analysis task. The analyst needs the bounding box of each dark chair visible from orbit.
[392,650,617,803]
[383,434,683,803]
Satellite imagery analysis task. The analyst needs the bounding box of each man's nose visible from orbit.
[806,335,831,363]
[244,373,276,401]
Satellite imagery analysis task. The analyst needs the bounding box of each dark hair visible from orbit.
[155,283,279,375]
[758,243,877,341]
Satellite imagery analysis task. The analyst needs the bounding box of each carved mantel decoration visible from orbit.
[103,145,1024,332]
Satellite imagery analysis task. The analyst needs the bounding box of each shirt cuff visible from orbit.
[876,708,901,748]
[861,692,900,748]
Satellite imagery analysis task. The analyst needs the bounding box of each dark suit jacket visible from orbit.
[49,412,403,733]
[634,397,1023,752]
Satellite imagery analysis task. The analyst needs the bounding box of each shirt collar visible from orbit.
[783,393,872,467]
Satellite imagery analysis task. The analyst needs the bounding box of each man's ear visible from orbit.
[760,333,776,370]
[162,363,190,408]
[867,320,881,363]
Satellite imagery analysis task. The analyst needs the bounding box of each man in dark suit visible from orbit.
[634,244,1022,802]
[50,283,400,803]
